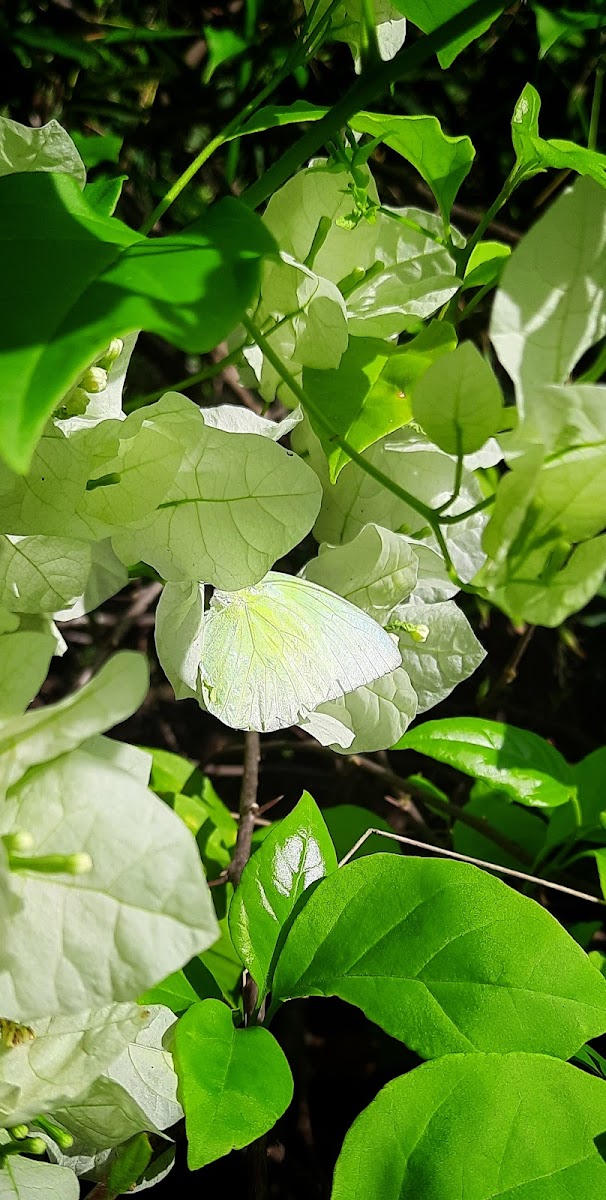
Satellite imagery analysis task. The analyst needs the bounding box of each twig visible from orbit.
[228,731,261,887]
[338,828,605,905]
[480,623,535,714]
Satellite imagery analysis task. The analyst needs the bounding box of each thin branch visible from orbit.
[338,828,605,905]
[480,624,535,714]
[228,731,261,888]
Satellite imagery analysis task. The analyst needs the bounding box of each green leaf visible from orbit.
[351,112,475,224]
[0,1149,79,1200]
[453,783,547,869]
[197,571,401,732]
[145,748,199,798]
[272,854,606,1059]
[397,717,574,807]
[0,745,219,1020]
[139,961,223,1013]
[389,599,485,712]
[512,83,606,188]
[331,1052,606,1199]
[323,804,401,860]
[84,175,126,218]
[301,523,418,624]
[202,26,248,82]
[70,131,123,169]
[412,342,503,455]
[112,393,321,589]
[155,583,205,701]
[107,1133,152,1196]
[390,1,506,67]
[0,173,274,472]
[0,116,85,185]
[0,1004,147,1127]
[0,631,55,720]
[0,536,94,614]
[462,239,510,289]
[173,999,293,1169]
[0,651,148,795]
[303,323,456,480]
[229,792,337,996]
[491,176,606,412]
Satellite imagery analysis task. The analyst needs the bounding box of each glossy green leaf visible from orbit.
[397,717,574,807]
[352,111,475,224]
[462,239,510,289]
[84,175,126,217]
[303,324,456,480]
[229,792,337,995]
[412,341,503,455]
[304,0,406,69]
[272,854,606,1059]
[71,131,122,169]
[390,0,506,67]
[203,26,248,81]
[139,960,223,1013]
[0,173,274,471]
[301,524,418,624]
[173,999,293,1169]
[331,1052,606,1199]
[107,1133,152,1196]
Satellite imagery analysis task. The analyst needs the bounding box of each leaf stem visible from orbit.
[463,169,520,263]
[589,64,604,152]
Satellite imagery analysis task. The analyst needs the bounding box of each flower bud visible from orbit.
[98,338,123,369]
[80,365,108,394]
[8,851,93,875]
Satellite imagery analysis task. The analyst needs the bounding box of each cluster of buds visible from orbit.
[54,337,124,420]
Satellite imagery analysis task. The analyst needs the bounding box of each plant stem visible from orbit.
[243,0,506,210]
[229,730,261,888]
[350,753,534,864]
[589,64,604,152]
[463,169,520,262]
[126,344,247,410]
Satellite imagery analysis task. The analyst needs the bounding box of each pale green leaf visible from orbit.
[54,1006,181,1150]
[301,524,418,625]
[54,540,128,622]
[331,1052,606,1199]
[491,177,606,412]
[112,393,321,589]
[301,665,418,753]
[0,652,149,795]
[0,1148,79,1200]
[198,571,401,732]
[0,632,55,720]
[200,404,302,440]
[0,1004,147,1127]
[0,748,219,1020]
[173,999,293,1169]
[155,583,205,702]
[0,536,93,615]
[272,854,606,1058]
[412,341,503,455]
[388,599,485,712]
[0,116,85,185]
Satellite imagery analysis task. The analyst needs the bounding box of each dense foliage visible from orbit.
[1,1,606,1197]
